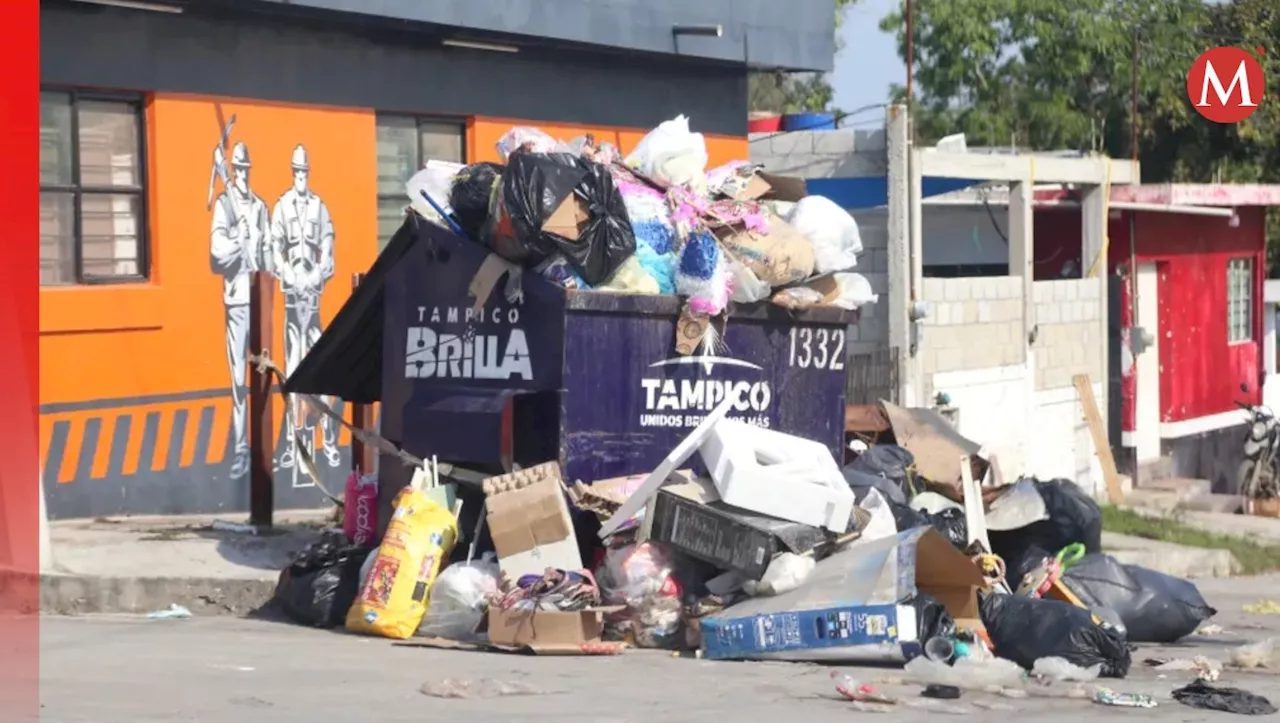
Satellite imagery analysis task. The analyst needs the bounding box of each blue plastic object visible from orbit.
[782,112,836,131]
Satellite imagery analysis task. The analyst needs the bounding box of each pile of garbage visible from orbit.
[404,117,876,355]
[272,395,1222,678]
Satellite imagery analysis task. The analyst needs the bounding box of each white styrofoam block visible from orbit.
[699,420,854,532]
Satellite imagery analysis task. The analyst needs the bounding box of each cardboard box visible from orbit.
[484,463,583,578]
[647,478,827,580]
[486,607,622,655]
[699,526,986,662]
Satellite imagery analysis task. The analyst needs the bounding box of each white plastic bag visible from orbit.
[496,126,564,160]
[742,553,815,597]
[416,554,501,640]
[406,161,465,223]
[828,273,879,310]
[624,115,709,189]
[788,195,863,273]
[728,261,772,303]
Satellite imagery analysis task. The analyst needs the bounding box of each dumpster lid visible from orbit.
[284,214,439,403]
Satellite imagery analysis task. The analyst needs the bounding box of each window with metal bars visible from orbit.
[375,115,466,250]
[1227,256,1254,344]
[39,89,149,286]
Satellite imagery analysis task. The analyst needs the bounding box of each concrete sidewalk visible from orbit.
[40,511,332,616]
[1122,505,1280,544]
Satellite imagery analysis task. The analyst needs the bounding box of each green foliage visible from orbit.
[748,0,860,115]
[880,0,1280,268]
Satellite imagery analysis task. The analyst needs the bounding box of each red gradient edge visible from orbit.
[0,1,42,721]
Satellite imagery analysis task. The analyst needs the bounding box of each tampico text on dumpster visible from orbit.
[638,377,773,429]
[404,305,531,380]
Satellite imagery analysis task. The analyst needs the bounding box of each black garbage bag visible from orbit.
[1001,544,1054,592]
[844,468,907,505]
[493,152,636,285]
[448,162,503,241]
[979,591,1131,678]
[912,592,957,643]
[275,532,373,628]
[843,445,916,504]
[1058,558,1215,643]
[1172,680,1277,715]
[989,478,1102,567]
[889,501,968,549]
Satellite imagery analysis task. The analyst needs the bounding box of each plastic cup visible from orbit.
[924,636,956,663]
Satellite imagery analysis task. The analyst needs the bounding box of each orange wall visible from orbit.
[468,117,748,168]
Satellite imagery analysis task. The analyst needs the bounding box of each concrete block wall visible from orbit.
[748,129,887,179]
[847,209,889,356]
[919,276,1026,375]
[1028,381,1106,498]
[929,364,1030,479]
[1032,279,1104,391]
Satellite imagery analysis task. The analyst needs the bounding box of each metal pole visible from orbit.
[249,270,275,528]
[350,273,376,475]
[905,0,914,106]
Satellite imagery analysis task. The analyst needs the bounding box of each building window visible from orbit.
[39,90,148,286]
[376,115,465,250]
[1228,257,1254,343]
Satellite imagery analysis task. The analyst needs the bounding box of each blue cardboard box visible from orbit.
[699,526,985,662]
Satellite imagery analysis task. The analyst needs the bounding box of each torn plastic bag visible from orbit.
[888,501,968,549]
[988,478,1102,567]
[1062,555,1217,643]
[844,467,907,505]
[448,162,503,241]
[913,591,958,645]
[275,533,373,628]
[978,591,1131,678]
[491,153,637,286]
[1172,680,1278,716]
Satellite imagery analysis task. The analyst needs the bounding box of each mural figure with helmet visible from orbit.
[270,143,339,473]
[208,113,269,481]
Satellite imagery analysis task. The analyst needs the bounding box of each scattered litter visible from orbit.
[419,678,552,699]
[922,684,962,700]
[146,604,192,620]
[211,520,258,535]
[1032,656,1100,682]
[1243,599,1280,615]
[1196,623,1226,636]
[1093,689,1157,708]
[1230,638,1277,669]
[984,685,1029,699]
[1172,680,1278,715]
[905,655,1025,689]
[832,673,898,704]
[1151,656,1223,681]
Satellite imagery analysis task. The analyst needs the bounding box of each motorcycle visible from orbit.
[1236,399,1280,500]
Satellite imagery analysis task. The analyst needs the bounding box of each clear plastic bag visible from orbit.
[787,195,863,273]
[416,554,501,640]
[406,161,465,225]
[624,115,709,189]
[728,261,772,303]
[828,273,879,309]
[594,542,683,648]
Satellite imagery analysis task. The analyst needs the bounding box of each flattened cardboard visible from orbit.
[880,401,985,486]
[544,193,590,242]
[484,463,583,577]
[700,527,986,661]
[758,172,808,203]
[486,607,627,655]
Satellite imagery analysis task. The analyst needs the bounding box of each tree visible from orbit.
[748,0,859,114]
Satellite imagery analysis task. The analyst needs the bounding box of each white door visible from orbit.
[1134,263,1161,462]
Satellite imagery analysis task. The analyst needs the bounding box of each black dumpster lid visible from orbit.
[284,213,442,403]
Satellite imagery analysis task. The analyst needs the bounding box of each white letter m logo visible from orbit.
[1198,59,1259,108]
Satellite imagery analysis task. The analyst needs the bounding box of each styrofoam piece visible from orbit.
[598,391,740,538]
[959,455,990,551]
[699,419,853,532]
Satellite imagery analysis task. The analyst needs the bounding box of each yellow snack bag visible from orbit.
[345,486,458,639]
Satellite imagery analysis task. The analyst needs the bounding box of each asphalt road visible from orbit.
[38,574,1280,723]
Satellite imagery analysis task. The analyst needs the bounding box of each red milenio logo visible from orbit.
[1186,46,1266,124]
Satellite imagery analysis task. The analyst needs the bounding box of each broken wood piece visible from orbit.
[1072,373,1123,504]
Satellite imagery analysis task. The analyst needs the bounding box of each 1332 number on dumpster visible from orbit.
[788,327,845,371]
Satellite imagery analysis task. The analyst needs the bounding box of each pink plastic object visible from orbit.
[344,471,379,546]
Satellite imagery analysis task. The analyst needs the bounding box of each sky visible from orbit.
[830,0,906,122]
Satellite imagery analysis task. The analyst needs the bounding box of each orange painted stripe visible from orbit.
[121,408,148,476]
[337,404,352,447]
[150,406,174,472]
[57,417,85,484]
[39,415,56,478]
[89,414,118,480]
[205,397,231,465]
[178,404,204,468]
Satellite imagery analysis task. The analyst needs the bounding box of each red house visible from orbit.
[1032,184,1280,493]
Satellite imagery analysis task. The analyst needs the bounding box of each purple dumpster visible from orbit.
[286,216,858,546]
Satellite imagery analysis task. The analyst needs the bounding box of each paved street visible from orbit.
[39,575,1280,722]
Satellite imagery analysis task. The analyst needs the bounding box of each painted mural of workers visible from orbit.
[210,140,269,480]
[270,144,339,469]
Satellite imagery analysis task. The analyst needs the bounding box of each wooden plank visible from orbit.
[1073,374,1123,504]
